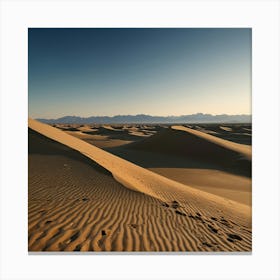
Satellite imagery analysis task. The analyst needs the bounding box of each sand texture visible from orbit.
[29,119,252,252]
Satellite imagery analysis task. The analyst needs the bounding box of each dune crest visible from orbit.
[172,125,251,160]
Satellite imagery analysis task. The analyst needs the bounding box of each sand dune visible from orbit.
[172,126,251,159]
[108,145,251,206]
[124,126,251,177]
[220,126,233,132]
[102,125,123,131]
[29,119,249,204]
[59,123,252,204]
[28,119,251,251]
[77,125,98,133]
[66,130,132,149]
[183,124,252,145]
[195,128,219,135]
[149,168,251,205]
[128,130,150,137]
[57,124,159,148]
[242,127,252,132]
[106,125,251,205]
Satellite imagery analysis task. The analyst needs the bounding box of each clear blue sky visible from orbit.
[28,28,251,118]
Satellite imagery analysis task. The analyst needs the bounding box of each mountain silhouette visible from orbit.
[37,113,251,124]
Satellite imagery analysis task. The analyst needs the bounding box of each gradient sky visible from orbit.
[28,28,251,118]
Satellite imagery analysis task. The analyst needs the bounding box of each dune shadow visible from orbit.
[188,124,252,145]
[107,127,251,178]
[82,127,144,142]
[28,128,111,176]
[81,126,163,142]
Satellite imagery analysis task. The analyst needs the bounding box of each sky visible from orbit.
[28,28,251,119]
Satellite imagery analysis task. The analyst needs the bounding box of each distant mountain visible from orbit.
[36,113,251,124]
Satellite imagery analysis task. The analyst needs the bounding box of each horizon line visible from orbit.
[34,112,252,120]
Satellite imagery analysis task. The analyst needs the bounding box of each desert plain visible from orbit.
[28,119,252,252]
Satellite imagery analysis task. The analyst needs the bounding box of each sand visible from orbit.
[66,130,132,149]
[220,126,233,132]
[106,126,251,206]
[28,119,252,252]
[148,168,251,205]
[60,124,159,148]
[171,125,251,160]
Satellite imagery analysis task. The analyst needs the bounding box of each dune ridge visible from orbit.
[171,125,251,160]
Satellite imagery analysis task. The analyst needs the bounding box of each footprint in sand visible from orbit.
[74,244,82,251]
[208,224,218,234]
[175,210,186,216]
[227,233,242,241]
[202,242,213,248]
[227,238,234,243]
[171,201,179,209]
[129,224,138,229]
[161,202,169,208]
[220,218,233,228]
[97,231,107,250]
[189,213,205,223]
[70,231,80,242]
[58,242,67,251]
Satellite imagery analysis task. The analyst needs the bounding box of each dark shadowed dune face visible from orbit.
[53,124,166,148]
[57,123,251,177]
[124,128,251,177]
[190,124,252,145]
[28,128,110,175]
[51,123,252,178]
[87,126,143,141]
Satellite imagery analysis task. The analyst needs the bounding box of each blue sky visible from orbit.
[28,28,251,118]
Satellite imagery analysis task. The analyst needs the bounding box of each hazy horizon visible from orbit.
[29,28,251,119]
[37,112,251,120]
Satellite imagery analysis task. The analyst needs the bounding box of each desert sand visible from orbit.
[29,119,252,252]
[172,125,251,159]
[106,124,251,205]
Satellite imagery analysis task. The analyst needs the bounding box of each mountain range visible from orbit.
[37,113,252,124]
